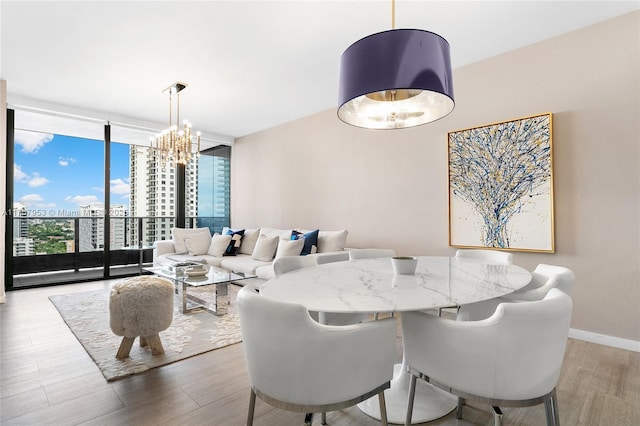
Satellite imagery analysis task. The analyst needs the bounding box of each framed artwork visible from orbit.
[448,113,555,253]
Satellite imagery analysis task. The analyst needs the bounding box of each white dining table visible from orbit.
[259,255,532,424]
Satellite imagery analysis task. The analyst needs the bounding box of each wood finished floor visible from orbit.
[1,280,639,426]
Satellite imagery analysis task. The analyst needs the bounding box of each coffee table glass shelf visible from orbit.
[144,264,256,315]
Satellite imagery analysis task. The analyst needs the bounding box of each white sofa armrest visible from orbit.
[153,240,176,261]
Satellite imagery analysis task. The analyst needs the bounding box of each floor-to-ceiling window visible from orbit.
[9,109,108,287]
[197,145,230,234]
[5,108,231,290]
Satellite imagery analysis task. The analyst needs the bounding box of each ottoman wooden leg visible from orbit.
[116,336,136,359]
[145,333,165,355]
[140,336,148,347]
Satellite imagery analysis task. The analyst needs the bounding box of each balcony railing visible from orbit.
[10,215,230,288]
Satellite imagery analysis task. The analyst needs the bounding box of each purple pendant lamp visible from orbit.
[338,2,454,130]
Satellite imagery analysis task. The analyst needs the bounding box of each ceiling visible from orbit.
[2,1,639,145]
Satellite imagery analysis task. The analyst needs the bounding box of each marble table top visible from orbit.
[260,256,532,313]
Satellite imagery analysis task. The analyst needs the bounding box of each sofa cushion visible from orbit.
[259,227,292,240]
[240,228,260,255]
[223,228,245,256]
[185,231,214,256]
[221,255,270,275]
[291,229,319,255]
[172,227,211,254]
[252,234,279,262]
[317,229,348,253]
[208,233,232,257]
[275,238,304,258]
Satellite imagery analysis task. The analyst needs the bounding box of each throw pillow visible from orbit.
[317,229,348,253]
[208,233,232,257]
[275,238,305,259]
[251,234,279,262]
[239,228,260,255]
[291,229,319,256]
[172,227,211,254]
[223,228,245,256]
[185,230,214,255]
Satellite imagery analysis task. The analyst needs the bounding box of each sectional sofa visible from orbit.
[153,226,350,281]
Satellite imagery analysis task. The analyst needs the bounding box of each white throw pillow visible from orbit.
[172,227,211,254]
[239,228,260,255]
[275,238,304,259]
[208,233,232,257]
[251,234,279,262]
[317,230,349,253]
[185,231,214,256]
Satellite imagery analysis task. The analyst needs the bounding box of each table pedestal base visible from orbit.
[358,363,456,424]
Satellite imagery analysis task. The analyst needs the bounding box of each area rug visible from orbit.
[49,285,242,382]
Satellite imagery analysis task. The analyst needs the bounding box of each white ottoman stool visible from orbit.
[109,276,174,359]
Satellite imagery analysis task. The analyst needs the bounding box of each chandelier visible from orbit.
[152,82,201,167]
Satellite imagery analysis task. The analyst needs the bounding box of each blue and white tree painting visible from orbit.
[448,113,554,252]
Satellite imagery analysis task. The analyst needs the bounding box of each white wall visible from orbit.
[231,12,640,343]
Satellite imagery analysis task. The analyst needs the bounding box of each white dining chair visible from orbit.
[440,249,514,317]
[272,255,317,276]
[402,288,573,426]
[454,248,514,264]
[349,248,396,260]
[457,263,575,321]
[237,285,397,426]
[272,256,368,326]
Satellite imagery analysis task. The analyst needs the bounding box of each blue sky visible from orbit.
[13,130,130,215]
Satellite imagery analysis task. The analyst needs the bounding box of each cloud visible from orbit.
[65,195,101,205]
[14,130,54,153]
[19,194,44,206]
[28,172,49,187]
[58,157,77,167]
[14,164,29,183]
[110,178,130,195]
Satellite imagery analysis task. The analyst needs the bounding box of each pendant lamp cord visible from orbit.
[391,0,396,29]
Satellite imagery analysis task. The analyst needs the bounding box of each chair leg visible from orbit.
[247,389,256,426]
[544,388,560,426]
[321,412,326,424]
[491,406,503,426]
[378,390,388,426]
[405,374,417,426]
[304,412,313,425]
[116,336,135,359]
[145,333,165,355]
[456,397,465,419]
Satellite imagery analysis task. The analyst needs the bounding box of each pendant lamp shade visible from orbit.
[338,29,454,129]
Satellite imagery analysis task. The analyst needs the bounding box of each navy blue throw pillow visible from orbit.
[291,229,319,256]
[224,229,245,256]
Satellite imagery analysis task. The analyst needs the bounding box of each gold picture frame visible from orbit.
[448,113,555,253]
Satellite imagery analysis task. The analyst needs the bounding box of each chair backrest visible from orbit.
[403,289,572,401]
[529,263,575,295]
[272,255,317,277]
[455,248,513,264]
[349,248,396,260]
[237,286,397,407]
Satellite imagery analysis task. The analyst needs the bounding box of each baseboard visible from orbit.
[569,328,640,352]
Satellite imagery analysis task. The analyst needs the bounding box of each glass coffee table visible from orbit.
[144,265,256,315]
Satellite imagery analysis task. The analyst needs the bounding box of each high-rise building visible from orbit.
[129,146,198,245]
[79,203,126,250]
[13,237,35,256]
[12,203,29,239]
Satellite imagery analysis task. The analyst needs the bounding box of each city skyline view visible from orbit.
[13,129,132,216]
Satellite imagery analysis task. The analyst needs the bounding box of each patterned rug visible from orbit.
[49,284,243,382]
